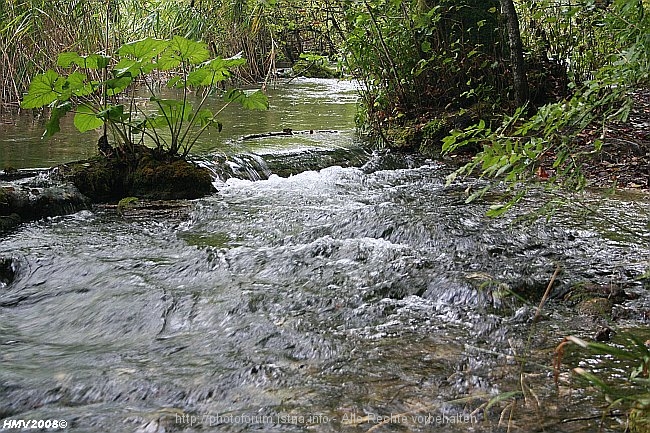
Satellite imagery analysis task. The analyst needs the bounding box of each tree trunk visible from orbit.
[500,0,529,106]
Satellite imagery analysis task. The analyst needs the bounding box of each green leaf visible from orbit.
[151,97,184,108]
[57,52,84,68]
[43,102,72,139]
[105,76,132,96]
[113,59,141,77]
[195,108,216,127]
[299,52,326,62]
[97,105,128,122]
[85,54,111,69]
[243,90,269,110]
[149,98,194,126]
[188,55,246,85]
[223,55,247,69]
[225,89,269,110]
[57,52,110,69]
[21,70,61,109]
[65,71,93,96]
[185,69,210,86]
[146,115,170,129]
[167,76,185,88]
[159,36,209,69]
[157,52,182,70]
[190,108,222,132]
[118,37,168,61]
[73,104,104,132]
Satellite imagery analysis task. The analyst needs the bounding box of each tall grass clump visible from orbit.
[1,0,104,105]
[0,0,289,107]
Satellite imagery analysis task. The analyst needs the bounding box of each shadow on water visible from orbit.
[1,80,649,433]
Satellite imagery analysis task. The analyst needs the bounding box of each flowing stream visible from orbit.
[1,79,650,432]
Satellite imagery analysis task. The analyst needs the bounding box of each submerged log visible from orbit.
[241,129,340,140]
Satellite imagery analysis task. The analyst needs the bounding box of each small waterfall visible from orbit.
[192,147,373,184]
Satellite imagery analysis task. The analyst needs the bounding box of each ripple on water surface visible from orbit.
[1,162,649,432]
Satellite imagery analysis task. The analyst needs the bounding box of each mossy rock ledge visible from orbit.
[60,148,216,202]
[1,182,89,232]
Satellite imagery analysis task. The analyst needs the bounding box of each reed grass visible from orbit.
[0,0,295,106]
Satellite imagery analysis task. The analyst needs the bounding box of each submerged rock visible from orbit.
[0,256,17,287]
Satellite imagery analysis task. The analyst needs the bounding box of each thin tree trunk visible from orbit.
[500,0,528,106]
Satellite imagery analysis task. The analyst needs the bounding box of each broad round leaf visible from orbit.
[21,70,61,109]
[74,104,104,132]
[119,38,169,61]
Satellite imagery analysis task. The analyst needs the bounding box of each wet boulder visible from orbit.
[0,184,88,228]
[0,256,18,288]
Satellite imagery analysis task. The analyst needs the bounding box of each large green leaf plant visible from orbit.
[21,36,268,158]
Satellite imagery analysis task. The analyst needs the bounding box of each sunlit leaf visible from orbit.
[21,70,61,109]
[58,52,110,69]
[159,36,209,69]
[223,54,247,69]
[118,37,168,61]
[57,52,84,68]
[73,104,104,132]
[85,54,111,69]
[171,36,210,64]
[185,69,210,86]
[158,53,181,70]
[113,59,141,77]
[300,53,326,62]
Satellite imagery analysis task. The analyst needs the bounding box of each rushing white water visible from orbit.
[1,80,649,433]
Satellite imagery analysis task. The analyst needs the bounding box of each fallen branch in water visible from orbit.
[241,129,340,140]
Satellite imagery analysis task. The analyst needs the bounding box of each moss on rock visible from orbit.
[576,298,613,318]
[65,157,129,202]
[63,146,215,202]
[132,156,214,200]
[385,122,421,149]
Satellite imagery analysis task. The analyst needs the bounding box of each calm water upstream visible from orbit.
[1,79,650,432]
